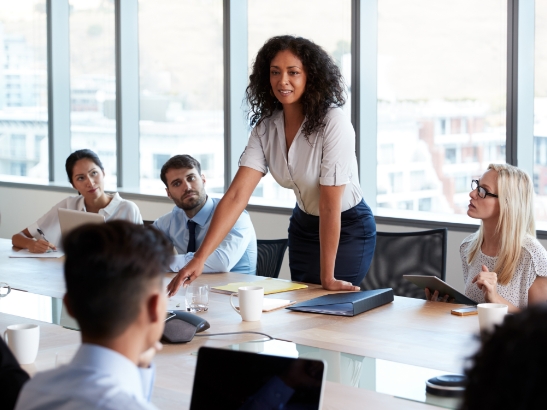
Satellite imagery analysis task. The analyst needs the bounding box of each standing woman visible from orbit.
[12,149,143,252]
[168,35,376,295]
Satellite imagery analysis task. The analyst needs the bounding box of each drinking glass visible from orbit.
[185,284,209,313]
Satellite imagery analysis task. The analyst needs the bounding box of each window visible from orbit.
[138,0,224,196]
[535,0,547,221]
[153,154,170,180]
[248,0,351,206]
[377,0,507,218]
[69,0,117,190]
[0,1,48,181]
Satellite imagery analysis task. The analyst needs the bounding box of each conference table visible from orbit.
[0,238,481,409]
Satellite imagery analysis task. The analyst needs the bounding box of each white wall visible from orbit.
[3,185,546,292]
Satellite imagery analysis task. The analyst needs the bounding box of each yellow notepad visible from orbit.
[212,278,308,295]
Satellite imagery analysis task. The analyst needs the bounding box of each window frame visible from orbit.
[1,0,543,237]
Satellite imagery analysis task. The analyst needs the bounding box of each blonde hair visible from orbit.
[466,164,536,285]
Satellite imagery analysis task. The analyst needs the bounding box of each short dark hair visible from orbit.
[65,149,104,184]
[461,305,547,409]
[246,35,346,137]
[160,154,201,187]
[63,221,173,339]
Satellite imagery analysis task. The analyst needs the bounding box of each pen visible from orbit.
[36,228,55,252]
[36,228,49,243]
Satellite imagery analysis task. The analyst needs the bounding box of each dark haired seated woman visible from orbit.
[167,35,376,295]
[12,149,143,253]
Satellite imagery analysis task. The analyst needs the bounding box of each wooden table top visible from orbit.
[0,238,479,409]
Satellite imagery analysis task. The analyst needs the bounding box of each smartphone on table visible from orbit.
[451,306,478,316]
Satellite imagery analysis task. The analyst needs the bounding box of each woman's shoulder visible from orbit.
[54,195,84,209]
[323,106,348,123]
[461,233,476,248]
[521,234,547,261]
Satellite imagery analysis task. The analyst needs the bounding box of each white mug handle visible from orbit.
[3,330,7,343]
[230,293,241,316]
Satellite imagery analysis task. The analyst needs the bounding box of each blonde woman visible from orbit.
[429,164,547,312]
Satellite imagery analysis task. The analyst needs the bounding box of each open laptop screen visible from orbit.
[190,346,326,410]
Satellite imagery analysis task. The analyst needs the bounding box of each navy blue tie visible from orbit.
[187,220,197,253]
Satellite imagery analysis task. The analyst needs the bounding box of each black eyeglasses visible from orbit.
[471,180,498,199]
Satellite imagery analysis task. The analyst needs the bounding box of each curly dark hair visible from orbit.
[246,35,346,137]
[461,305,547,409]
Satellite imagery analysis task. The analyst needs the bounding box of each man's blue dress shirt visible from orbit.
[15,344,157,410]
[154,196,257,275]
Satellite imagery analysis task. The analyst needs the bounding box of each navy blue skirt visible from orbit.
[288,199,376,286]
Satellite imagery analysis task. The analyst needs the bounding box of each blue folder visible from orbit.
[286,288,394,317]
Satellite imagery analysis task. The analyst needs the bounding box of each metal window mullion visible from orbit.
[506,0,534,176]
[115,0,140,189]
[223,0,248,191]
[47,0,71,184]
[352,0,378,211]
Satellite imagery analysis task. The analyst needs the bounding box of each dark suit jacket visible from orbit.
[0,338,30,410]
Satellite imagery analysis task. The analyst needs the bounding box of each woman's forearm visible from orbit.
[194,167,262,262]
[12,230,34,250]
[318,185,344,285]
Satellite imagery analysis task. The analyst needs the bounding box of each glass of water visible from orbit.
[185,284,209,313]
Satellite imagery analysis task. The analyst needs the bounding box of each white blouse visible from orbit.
[460,234,547,308]
[239,107,363,216]
[27,193,143,248]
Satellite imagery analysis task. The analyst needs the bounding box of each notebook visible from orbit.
[189,346,326,410]
[212,278,308,295]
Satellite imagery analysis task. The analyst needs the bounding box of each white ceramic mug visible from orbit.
[4,324,40,364]
[230,286,264,322]
[477,303,508,335]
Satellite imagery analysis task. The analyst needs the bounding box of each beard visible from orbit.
[174,189,207,211]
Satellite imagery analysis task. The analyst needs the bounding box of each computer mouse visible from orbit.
[162,310,211,343]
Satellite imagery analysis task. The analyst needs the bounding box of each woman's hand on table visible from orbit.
[167,256,205,297]
[472,265,499,303]
[321,278,360,291]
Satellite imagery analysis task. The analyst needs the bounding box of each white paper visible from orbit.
[262,298,295,312]
[9,249,64,258]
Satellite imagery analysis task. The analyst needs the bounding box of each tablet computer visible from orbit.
[58,208,105,240]
[403,275,477,305]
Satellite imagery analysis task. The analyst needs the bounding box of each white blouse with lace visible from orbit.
[460,234,547,308]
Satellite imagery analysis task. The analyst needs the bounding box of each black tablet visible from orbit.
[403,275,477,305]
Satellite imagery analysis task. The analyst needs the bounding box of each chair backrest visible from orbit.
[360,228,448,299]
[256,239,288,278]
[143,220,154,226]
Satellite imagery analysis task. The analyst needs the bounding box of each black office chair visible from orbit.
[360,228,447,299]
[143,220,154,226]
[256,239,288,278]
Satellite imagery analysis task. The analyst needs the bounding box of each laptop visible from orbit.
[58,208,105,239]
[190,346,327,410]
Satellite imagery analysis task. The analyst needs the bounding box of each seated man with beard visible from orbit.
[154,155,257,281]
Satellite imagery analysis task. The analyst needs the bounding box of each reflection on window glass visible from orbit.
[535,0,547,222]
[139,0,224,195]
[377,0,507,216]
[0,1,48,181]
[248,0,351,207]
[69,0,117,189]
